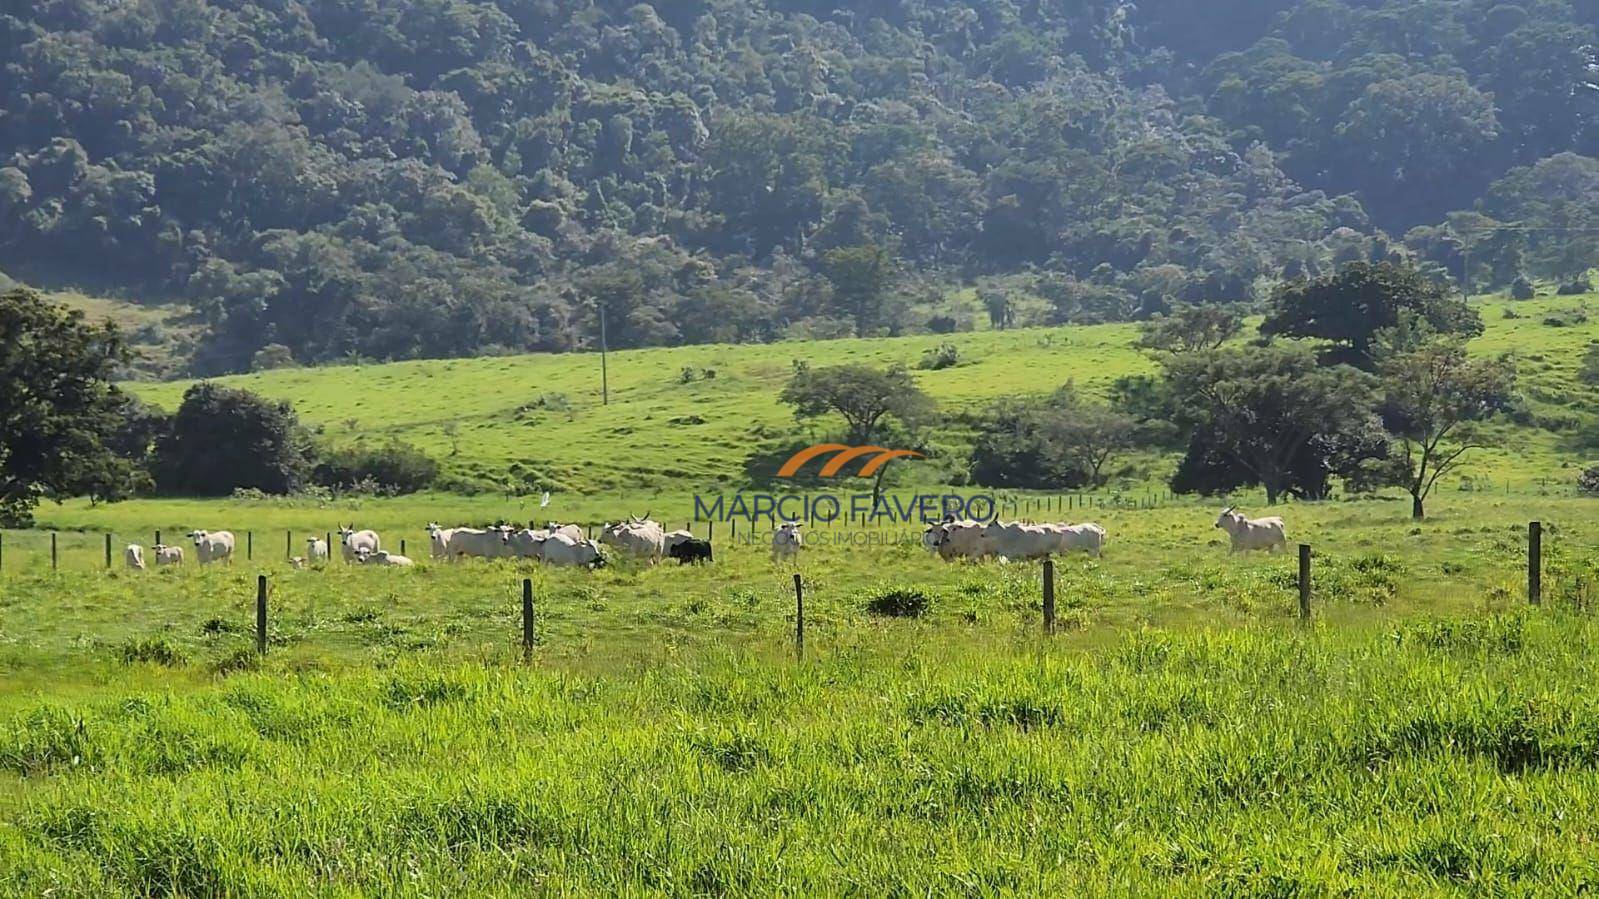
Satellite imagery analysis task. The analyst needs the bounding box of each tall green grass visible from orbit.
[5,614,1599,894]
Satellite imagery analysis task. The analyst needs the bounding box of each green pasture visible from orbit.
[119,295,1599,494]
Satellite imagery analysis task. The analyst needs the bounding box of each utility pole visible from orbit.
[599,302,609,406]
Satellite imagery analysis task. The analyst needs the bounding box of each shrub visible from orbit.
[927,315,957,334]
[1558,278,1593,296]
[1579,465,1599,495]
[313,440,439,495]
[1542,308,1588,328]
[1511,277,1536,300]
[250,343,297,371]
[118,638,187,667]
[865,587,932,618]
[918,343,960,371]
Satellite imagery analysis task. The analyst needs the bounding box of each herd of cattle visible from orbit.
[115,508,1287,571]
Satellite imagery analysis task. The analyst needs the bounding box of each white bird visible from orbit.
[540,491,552,508]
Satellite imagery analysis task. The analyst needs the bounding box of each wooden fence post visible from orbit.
[256,575,268,654]
[1043,559,1056,635]
[793,573,805,661]
[708,520,715,542]
[400,539,407,557]
[155,530,161,550]
[286,530,292,560]
[51,533,57,570]
[247,530,253,560]
[105,533,112,568]
[325,532,332,561]
[1529,521,1542,606]
[522,578,536,661]
[1298,544,1312,621]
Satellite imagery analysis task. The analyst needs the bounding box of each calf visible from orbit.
[668,538,713,565]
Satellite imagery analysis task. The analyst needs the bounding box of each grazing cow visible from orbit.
[979,521,1060,561]
[601,518,666,562]
[444,527,504,560]
[187,530,236,565]
[668,538,713,565]
[152,544,184,566]
[306,537,329,564]
[1215,507,1288,554]
[503,527,552,560]
[362,550,415,567]
[541,522,584,542]
[289,556,307,570]
[124,544,146,570]
[927,519,989,562]
[1043,522,1107,558]
[771,521,803,562]
[539,533,606,568]
[337,526,381,563]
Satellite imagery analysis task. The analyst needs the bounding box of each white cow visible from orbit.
[124,544,146,570]
[771,521,803,562]
[601,518,666,562]
[306,537,329,564]
[338,526,381,563]
[187,530,235,565]
[662,529,696,552]
[543,522,584,542]
[979,521,1061,561]
[1215,508,1288,554]
[1043,522,1107,558]
[425,523,457,559]
[361,550,415,567]
[152,544,184,566]
[927,519,989,562]
[445,527,504,560]
[503,527,551,560]
[539,533,606,568]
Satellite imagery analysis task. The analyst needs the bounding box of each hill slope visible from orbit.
[129,295,1599,495]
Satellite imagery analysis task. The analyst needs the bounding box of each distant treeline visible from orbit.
[0,0,1595,374]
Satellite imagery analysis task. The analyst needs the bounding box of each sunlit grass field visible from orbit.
[5,295,1599,893]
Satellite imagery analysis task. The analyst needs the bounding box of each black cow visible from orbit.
[668,538,714,565]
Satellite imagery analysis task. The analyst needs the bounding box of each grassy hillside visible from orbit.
[127,295,1599,495]
[46,290,198,381]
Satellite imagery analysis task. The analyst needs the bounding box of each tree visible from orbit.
[820,244,894,336]
[779,363,933,446]
[1379,341,1515,519]
[1163,345,1381,504]
[1261,262,1482,369]
[0,288,139,524]
[968,391,1134,489]
[1135,303,1244,354]
[153,383,314,495]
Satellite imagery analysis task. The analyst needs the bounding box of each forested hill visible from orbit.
[2,1,1596,376]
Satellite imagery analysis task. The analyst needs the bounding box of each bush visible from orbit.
[118,638,187,667]
[1542,308,1588,328]
[1579,465,1599,495]
[927,315,957,334]
[1558,278,1593,296]
[1511,277,1536,300]
[251,343,297,371]
[865,587,932,618]
[313,440,440,495]
[153,383,313,496]
[918,343,960,371]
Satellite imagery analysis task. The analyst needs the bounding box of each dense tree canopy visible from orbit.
[0,287,138,523]
[0,1,1594,373]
